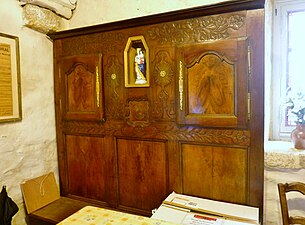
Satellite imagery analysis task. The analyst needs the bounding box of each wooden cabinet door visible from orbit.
[177,38,249,128]
[60,54,104,121]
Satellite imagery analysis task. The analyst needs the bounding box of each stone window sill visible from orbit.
[264,141,305,169]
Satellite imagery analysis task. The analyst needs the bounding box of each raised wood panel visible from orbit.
[177,38,248,128]
[60,54,104,121]
[181,144,247,204]
[65,135,109,204]
[117,139,168,213]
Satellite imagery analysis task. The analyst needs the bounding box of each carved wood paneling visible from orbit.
[51,3,264,221]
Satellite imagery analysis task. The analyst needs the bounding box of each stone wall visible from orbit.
[0,1,57,224]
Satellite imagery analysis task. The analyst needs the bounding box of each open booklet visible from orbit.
[151,192,259,225]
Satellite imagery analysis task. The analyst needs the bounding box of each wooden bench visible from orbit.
[21,172,92,225]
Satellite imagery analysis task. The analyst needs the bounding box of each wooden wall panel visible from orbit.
[181,144,248,204]
[66,135,109,204]
[50,1,265,221]
[117,139,168,213]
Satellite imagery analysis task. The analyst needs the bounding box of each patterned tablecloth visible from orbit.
[57,206,179,225]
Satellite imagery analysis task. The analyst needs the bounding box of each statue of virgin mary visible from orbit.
[134,48,147,84]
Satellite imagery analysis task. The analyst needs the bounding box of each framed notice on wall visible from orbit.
[0,33,22,123]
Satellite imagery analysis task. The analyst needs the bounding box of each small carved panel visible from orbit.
[129,101,149,122]
[61,54,104,121]
[126,100,149,126]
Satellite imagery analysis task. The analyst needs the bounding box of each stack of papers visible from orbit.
[151,192,260,225]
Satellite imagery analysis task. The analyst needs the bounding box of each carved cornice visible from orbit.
[148,14,245,44]
[61,32,125,56]
[49,0,264,40]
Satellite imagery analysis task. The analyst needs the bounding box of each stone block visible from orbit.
[22,4,61,34]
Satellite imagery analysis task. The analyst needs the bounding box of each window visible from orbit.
[272,0,305,140]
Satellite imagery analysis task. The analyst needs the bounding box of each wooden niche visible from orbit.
[124,36,150,87]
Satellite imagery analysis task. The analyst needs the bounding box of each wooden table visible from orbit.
[57,206,179,225]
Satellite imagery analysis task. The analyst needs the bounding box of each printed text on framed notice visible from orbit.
[0,33,22,123]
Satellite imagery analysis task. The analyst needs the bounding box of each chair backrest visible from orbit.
[278,182,305,225]
[20,172,60,214]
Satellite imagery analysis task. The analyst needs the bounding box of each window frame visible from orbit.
[272,0,305,140]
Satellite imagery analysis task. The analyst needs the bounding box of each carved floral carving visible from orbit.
[152,50,175,120]
[105,56,124,120]
[64,121,250,146]
[154,51,174,88]
[61,32,125,56]
[148,14,245,44]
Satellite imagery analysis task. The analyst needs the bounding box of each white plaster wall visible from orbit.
[0,1,58,224]
[65,0,233,29]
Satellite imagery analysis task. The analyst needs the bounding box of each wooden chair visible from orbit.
[21,172,92,225]
[278,182,305,225]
